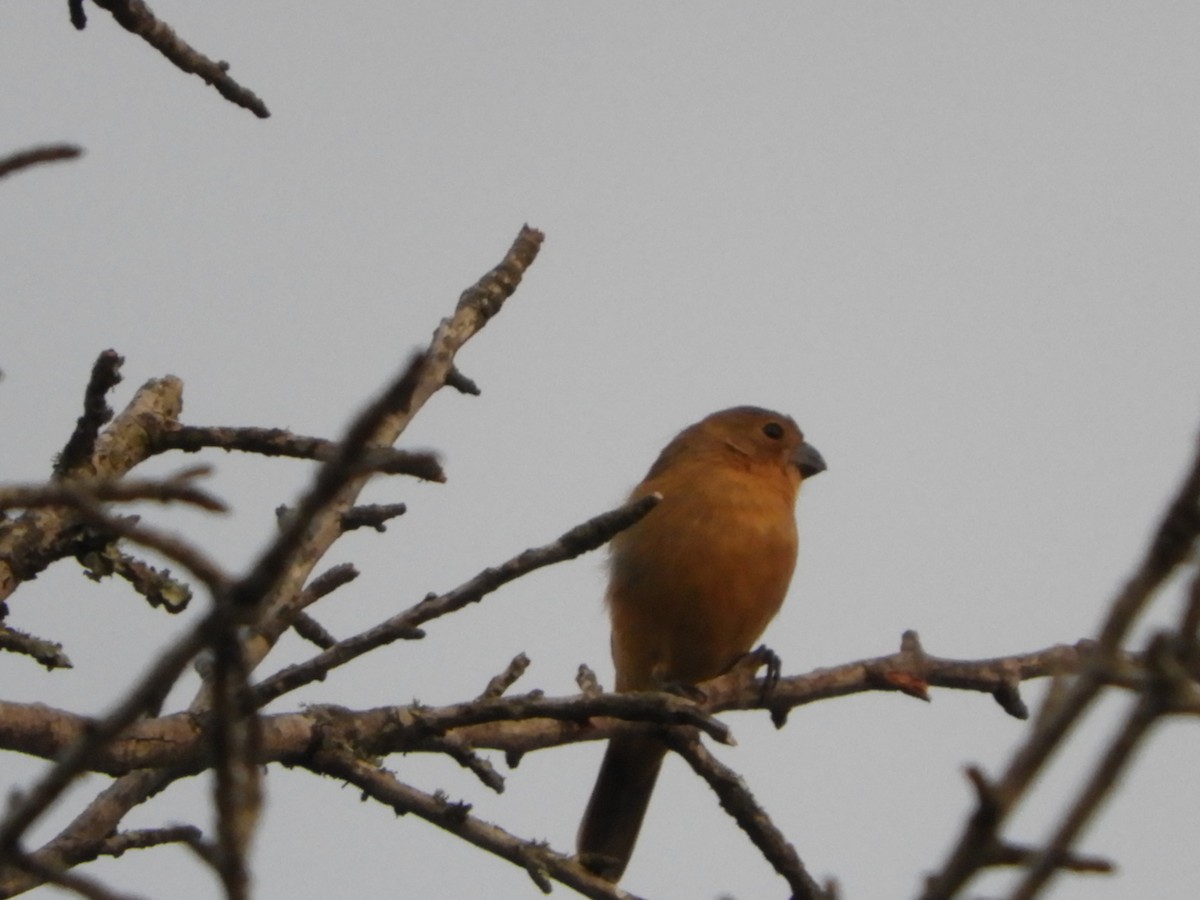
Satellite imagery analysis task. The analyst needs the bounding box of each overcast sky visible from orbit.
[3,4,1200,899]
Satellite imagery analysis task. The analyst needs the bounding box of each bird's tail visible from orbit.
[576,733,668,882]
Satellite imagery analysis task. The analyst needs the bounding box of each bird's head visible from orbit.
[645,406,826,484]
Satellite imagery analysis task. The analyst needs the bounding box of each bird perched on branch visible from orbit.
[576,406,825,881]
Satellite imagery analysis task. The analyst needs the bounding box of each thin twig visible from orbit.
[156,425,443,482]
[920,433,1200,900]
[309,750,645,900]
[231,226,542,679]
[0,473,226,514]
[987,841,1113,874]
[251,493,659,707]
[0,143,82,179]
[1008,633,1184,899]
[0,612,220,861]
[577,664,602,697]
[0,770,183,896]
[98,826,204,857]
[81,545,193,614]
[8,851,146,900]
[272,564,359,643]
[81,1,270,118]
[54,350,123,478]
[1,228,545,890]
[0,624,72,669]
[341,503,408,532]
[291,612,336,649]
[664,729,829,900]
[67,496,230,596]
[479,653,532,699]
[0,374,184,604]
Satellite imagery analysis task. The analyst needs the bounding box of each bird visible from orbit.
[576,405,825,882]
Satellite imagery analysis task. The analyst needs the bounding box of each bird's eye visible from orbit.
[762,422,785,440]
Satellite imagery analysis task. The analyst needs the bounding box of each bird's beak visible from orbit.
[793,442,826,479]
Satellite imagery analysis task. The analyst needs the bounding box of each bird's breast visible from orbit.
[607,466,800,689]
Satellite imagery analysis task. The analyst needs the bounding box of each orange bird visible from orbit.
[576,406,825,881]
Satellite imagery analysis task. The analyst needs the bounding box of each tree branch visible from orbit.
[54,350,123,478]
[250,492,659,707]
[76,1,269,118]
[0,144,82,180]
[155,425,443,482]
[0,638,1137,777]
[664,729,831,900]
[308,750,646,900]
[0,374,184,605]
[920,431,1200,899]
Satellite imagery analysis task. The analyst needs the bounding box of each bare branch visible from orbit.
[921,432,1200,900]
[699,635,1096,723]
[290,612,336,649]
[577,664,602,697]
[0,374,184,604]
[0,228,547,889]
[157,425,443,482]
[1007,633,1186,899]
[6,823,201,900]
[98,826,204,857]
[77,1,270,118]
[0,769,182,896]
[0,473,226,515]
[340,503,408,533]
[414,732,506,792]
[3,638,1110,776]
[8,851,146,900]
[0,144,82,180]
[0,612,219,860]
[252,226,542,590]
[444,365,481,396]
[301,564,360,602]
[251,493,659,707]
[209,628,261,900]
[227,226,542,682]
[79,545,193,614]
[273,563,359,642]
[987,842,1114,874]
[309,751,645,900]
[66,497,230,596]
[664,729,830,900]
[54,350,123,478]
[479,653,532,699]
[0,622,72,669]
[1098,433,1200,652]
[1,229,548,891]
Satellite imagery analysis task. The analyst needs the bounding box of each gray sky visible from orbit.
[3,3,1199,898]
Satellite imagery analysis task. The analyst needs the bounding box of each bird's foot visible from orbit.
[741,644,782,698]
